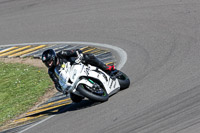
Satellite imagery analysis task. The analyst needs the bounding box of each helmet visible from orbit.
[41,49,57,68]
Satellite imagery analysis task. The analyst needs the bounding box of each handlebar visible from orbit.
[75,50,83,64]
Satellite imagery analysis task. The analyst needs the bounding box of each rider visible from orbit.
[41,49,115,93]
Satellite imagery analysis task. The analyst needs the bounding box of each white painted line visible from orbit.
[0,42,127,132]
[18,115,55,133]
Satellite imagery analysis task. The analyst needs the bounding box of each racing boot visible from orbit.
[83,53,116,75]
[104,65,116,75]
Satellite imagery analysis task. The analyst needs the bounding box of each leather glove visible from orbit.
[75,57,82,64]
[75,51,84,64]
[76,49,82,54]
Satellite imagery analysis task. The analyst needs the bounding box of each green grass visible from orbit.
[0,62,52,126]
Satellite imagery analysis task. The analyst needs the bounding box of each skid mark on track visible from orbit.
[103,85,200,133]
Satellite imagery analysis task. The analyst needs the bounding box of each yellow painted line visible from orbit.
[37,98,71,110]
[80,46,89,51]
[51,109,59,113]
[81,46,106,54]
[13,114,45,123]
[94,50,109,55]
[91,49,108,54]
[25,101,72,116]
[82,48,96,53]
[0,45,31,57]
[106,62,114,65]
[8,45,46,57]
[88,49,103,54]
[81,46,94,51]
[13,98,71,123]
[90,49,101,54]
[0,47,18,54]
[13,109,60,124]
[84,48,97,53]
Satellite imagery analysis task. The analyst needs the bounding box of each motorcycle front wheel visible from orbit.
[77,84,109,102]
[70,93,84,103]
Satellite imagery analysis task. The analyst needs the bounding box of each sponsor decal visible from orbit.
[109,80,113,89]
[85,67,90,76]
[61,64,65,68]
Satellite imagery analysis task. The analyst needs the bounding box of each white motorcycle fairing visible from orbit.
[55,61,121,99]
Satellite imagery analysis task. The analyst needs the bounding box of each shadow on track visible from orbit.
[54,100,100,114]
[28,99,101,117]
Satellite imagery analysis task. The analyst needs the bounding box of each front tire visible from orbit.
[77,84,109,102]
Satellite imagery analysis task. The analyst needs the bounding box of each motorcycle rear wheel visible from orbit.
[77,84,109,102]
[116,70,130,90]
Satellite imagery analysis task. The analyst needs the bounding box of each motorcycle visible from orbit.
[55,51,130,102]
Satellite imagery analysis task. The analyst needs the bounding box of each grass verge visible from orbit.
[0,61,52,126]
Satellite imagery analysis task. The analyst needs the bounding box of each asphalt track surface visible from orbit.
[1,0,200,133]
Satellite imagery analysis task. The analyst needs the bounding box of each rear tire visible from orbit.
[116,70,130,90]
[77,84,109,102]
[70,93,83,103]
